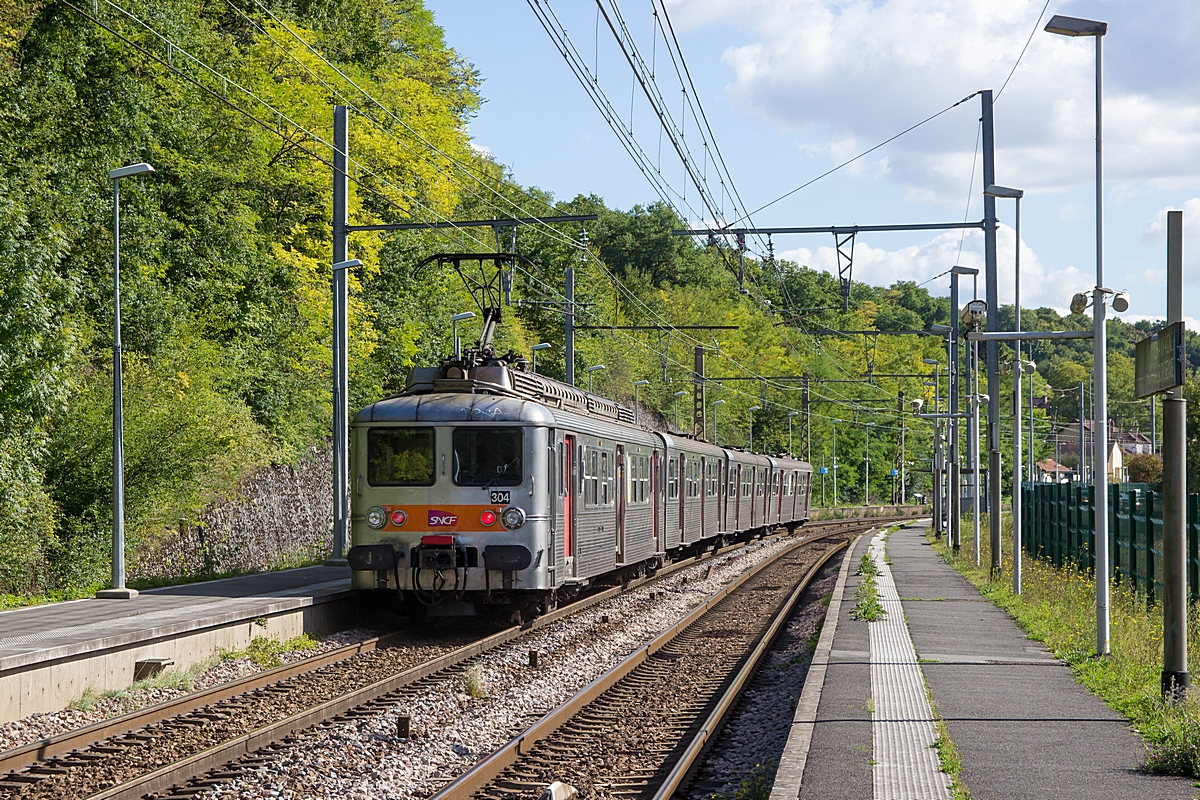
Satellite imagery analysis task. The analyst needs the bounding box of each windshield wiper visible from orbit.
[481,457,520,489]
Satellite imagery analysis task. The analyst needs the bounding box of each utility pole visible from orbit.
[982,89,1003,574]
[803,374,811,462]
[1079,382,1086,483]
[898,390,907,505]
[565,265,575,385]
[1162,209,1188,700]
[694,347,707,440]
[950,266,976,553]
[833,423,839,506]
[330,105,350,563]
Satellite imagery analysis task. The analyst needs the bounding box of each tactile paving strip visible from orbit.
[868,531,952,800]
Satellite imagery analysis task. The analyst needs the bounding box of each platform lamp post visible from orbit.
[864,422,874,507]
[674,391,688,431]
[586,364,605,394]
[98,162,155,601]
[531,342,551,374]
[1046,12,1110,655]
[713,400,726,445]
[633,380,650,425]
[748,406,761,451]
[833,420,841,506]
[788,412,800,457]
[923,357,942,535]
[450,311,475,359]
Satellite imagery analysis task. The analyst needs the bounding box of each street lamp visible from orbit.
[531,342,551,374]
[748,406,761,451]
[674,390,688,431]
[450,312,475,359]
[713,399,726,445]
[923,357,942,535]
[586,364,605,394]
[1046,11,1110,655]
[633,380,650,425]
[833,419,842,506]
[788,411,800,457]
[99,162,155,601]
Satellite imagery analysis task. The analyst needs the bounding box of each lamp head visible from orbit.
[749,406,761,412]
[1069,292,1090,315]
[984,184,1024,199]
[586,364,606,373]
[634,380,650,387]
[109,162,155,180]
[333,259,363,272]
[1111,291,1130,313]
[675,390,689,398]
[950,265,979,276]
[531,342,552,352]
[788,411,800,417]
[450,311,476,323]
[930,324,952,333]
[922,358,939,366]
[713,399,726,406]
[1045,14,1107,36]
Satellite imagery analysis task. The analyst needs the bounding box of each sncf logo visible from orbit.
[427,510,459,527]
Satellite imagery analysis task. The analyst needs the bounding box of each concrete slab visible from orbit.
[0,565,357,722]
[888,523,1199,800]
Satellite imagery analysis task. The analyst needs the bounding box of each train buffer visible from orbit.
[769,520,1198,799]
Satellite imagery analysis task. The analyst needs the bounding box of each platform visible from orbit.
[0,565,355,722]
[771,520,1199,800]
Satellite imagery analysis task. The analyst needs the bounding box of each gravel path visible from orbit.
[0,629,381,755]
[192,537,801,800]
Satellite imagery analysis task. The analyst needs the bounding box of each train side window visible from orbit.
[600,450,611,505]
[667,457,679,500]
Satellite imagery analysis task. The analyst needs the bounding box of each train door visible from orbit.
[718,460,726,532]
[564,435,577,577]
[678,454,686,540]
[616,444,627,563]
[699,457,706,538]
[777,471,784,521]
[651,451,660,552]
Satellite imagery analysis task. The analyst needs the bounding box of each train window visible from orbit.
[587,449,599,504]
[452,427,523,486]
[600,451,611,505]
[367,428,435,486]
[667,457,679,500]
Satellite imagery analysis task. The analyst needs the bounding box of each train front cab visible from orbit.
[348,394,557,615]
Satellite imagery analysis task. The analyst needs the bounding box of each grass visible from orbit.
[463,664,488,699]
[218,633,319,669]
[852,552,886,622]
[709,759,775,800]
[68,656,223,714]
[931,514,1200,778]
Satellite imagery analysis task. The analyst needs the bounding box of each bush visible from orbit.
[1127,453,1163,484]
[0,439,57,596]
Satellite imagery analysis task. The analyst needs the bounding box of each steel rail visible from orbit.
[0,521,820,779]
[64,520,876,800]
[428,531,861,800]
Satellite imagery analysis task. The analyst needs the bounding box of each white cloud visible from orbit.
[666,0,1200,201]
[469,142,492,157]
[781,224,1090,309]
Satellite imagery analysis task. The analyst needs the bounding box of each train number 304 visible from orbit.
[489,490,511,504]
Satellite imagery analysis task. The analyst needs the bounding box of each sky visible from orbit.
[427,0,1200,322]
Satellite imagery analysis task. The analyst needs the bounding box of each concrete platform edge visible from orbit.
[769,531,863,800]
[0,586,355,674]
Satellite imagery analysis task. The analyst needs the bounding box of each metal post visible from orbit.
[111,178,127,594]
[821,456,826,507]
[330,105,349,564]
[1079,383,1086,482]
[788,411,799,457]
[694,347,707,439]
[565,265,575,385]
[833,424,839,506]
[949,277,961,554]
[1151,397,1158,454]
[1014,357,1023,593]
[864,424,871,507]
[900,424,906,505]
[972,337,982,565]
[1029,344,1035,483]
[749,406,759,451]
[1162,209,1188,699]
[803,374,811,461]
[982,89,1003,574]
[1091,32,1110,655]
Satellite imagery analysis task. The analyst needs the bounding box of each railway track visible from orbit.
[0,516,915,800]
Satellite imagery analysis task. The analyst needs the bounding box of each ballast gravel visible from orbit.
[0,629,381,755]
[195,536,800,800]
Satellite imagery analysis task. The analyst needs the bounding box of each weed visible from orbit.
[220,634,318,669]
[463,664,488,699]
[709,759,775,800]
[852,554,886,622]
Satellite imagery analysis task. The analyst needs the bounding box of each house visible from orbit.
[1035,458,1074,483]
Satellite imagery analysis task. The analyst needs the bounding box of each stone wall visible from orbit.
[132,445,333,580]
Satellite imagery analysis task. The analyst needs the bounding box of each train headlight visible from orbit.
[501,506,526,530]
[390,509,408,527]
[367,506,386,529]
[480,510,497,527]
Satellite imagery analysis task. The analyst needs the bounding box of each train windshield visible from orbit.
[366,428,436,486]
[453,427,523,487]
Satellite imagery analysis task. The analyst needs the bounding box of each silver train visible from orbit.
[348,358,813,619]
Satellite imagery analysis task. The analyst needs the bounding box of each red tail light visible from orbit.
[390,509,407,526]
[480,510,497,526]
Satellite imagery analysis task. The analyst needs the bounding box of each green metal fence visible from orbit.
[1022,482,1200,602]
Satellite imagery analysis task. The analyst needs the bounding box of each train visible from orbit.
[347,351,813,621]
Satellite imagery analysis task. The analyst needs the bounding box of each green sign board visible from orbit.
[1135,320,1185,398]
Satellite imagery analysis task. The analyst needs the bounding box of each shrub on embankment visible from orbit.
[934,515,1200,777]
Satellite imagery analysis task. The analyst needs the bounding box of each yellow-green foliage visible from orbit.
[935,517,1200,776]
[220,634,319,669]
